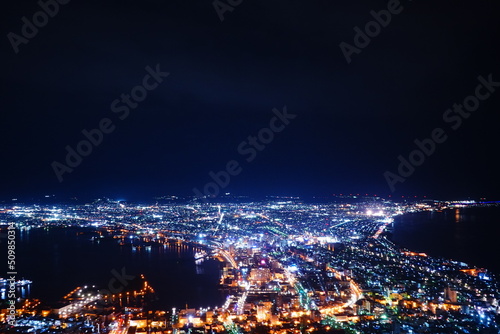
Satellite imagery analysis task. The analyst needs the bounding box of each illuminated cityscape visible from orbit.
[1,197,499,333]
[3,1,500,333]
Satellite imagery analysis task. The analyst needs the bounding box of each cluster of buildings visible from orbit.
[0,196,499,333]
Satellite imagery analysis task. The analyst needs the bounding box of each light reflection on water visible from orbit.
[7,227,225,309]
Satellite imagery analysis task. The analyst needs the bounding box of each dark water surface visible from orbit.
[8,227,225,309]
[7,207,500,309]
[393,207,500,275]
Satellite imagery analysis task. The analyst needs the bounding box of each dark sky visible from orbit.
[1,0,500,201]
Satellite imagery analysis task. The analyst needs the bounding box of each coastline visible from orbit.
[389,207,500,277]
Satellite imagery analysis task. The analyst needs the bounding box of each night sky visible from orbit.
[2,0,500,201]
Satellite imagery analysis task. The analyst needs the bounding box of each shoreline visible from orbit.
[389,207,500,277]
